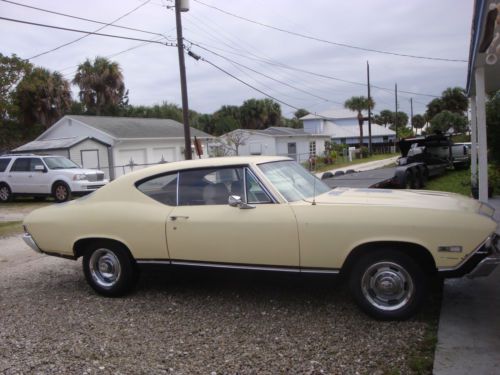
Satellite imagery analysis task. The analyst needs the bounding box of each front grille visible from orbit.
[86,173,104,182]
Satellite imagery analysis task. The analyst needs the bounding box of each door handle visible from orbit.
[169,215,189,221]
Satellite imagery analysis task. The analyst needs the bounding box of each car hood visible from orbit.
[309,188,483,214]
[52,168,104,175]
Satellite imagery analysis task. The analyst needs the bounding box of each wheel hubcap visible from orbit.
[55,185,67,200]
[361,261,414,311]
[89,249,121,288]
[0,187,9,201]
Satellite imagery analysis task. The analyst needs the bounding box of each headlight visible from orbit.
[479,202,495,218]
[73,174,88,181]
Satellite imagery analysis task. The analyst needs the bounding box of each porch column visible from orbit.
[474,66,488,202]
[470,97,478,186]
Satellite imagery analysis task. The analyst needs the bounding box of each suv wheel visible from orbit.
[53,182,71,202]
[0,184,12,203]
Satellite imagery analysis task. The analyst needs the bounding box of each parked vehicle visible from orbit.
[0,154,109,203]
[22,156,499,320]
[323,134,471,189]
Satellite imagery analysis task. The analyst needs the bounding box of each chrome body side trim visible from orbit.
[438,234,494,272]
[135,259,340,274]
[22,233,42,254]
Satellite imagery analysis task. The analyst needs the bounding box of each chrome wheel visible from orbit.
[361,261,414,311]
[89,248,122,289]
[54,184,68,201]
[0,185,10,202]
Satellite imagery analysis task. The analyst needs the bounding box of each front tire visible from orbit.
[0,183,12,203]
[349,250,426,320]
[83,241,138,297]
[53,182,71,202]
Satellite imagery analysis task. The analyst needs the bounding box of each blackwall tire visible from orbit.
[82,241,138,297]
[349,250,427,320]
[0,184,12,203]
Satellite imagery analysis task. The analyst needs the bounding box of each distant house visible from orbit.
[13,115,213,179]
[215,127,330,163]
[301,108,396,146]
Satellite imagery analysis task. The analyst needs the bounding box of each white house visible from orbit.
[216,127,330,163]
[301,108,396,147]
[13,115,213,179]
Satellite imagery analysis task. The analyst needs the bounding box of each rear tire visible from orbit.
[83,241,138,297]
[52,182,71,203]
[0,183,12,203]
[404,170,416,189]
[349,250,427,320]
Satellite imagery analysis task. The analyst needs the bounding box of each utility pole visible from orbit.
[367,61,372,155]
[410,98,414,134]
[175,0,192,160]
[394,83,398,141]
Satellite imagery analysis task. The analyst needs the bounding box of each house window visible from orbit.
[340,138,347,144]
[383,136,389,142]
[309,141,316,156]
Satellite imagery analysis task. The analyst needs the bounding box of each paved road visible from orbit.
[433,197,500,375]
[315,156,399,178]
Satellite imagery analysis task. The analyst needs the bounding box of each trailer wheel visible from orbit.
[414,168,424,189]
[404,170,416,189]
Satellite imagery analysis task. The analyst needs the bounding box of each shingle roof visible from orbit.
[68,115,213,139]
[13,136,107,152]
[325,121,396,138]
[260,127,319,136]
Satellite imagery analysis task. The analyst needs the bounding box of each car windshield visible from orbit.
[43,157,80,170]
[258,160,331,202]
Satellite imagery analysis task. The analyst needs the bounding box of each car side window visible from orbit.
[137,173,178,206]
[245,169,273,204]
[0,158,11,172]
[10,158,30,172]
[179,167,244,206]
[30,158,44,172]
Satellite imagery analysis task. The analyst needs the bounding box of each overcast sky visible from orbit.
[0,0,473,118]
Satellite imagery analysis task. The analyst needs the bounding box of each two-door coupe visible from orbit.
[22,156,499,320]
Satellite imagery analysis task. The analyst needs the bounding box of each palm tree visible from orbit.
[344,96,375,148]
[73,57,126,115]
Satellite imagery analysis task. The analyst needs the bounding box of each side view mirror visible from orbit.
[34,165,46,173]
[228,195,255,209]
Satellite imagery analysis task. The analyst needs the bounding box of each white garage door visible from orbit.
[117,149,147,176]
[153,147,176,163]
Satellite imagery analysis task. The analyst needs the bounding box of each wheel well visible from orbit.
[52,180,69,193]
[73,238,133,259]
[341,241,437,276]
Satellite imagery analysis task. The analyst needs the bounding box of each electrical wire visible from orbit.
[193,0,467,63]
[26,0,152,60]
[0,16,176,46]
[0,0,165,38]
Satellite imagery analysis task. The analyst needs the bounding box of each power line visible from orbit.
[0,0,165,39]
[26,0,152,60]
[0,16,176,47]
[193,0,468,63]
[188,42,343,105]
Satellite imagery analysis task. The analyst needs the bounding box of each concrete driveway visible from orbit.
[433,197,500,375]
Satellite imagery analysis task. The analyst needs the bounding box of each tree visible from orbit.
[412,114,425,134]
[217,129,251,155]
[73,57,126,115]
[240,98,281,129]
[486,90,500,166]
[429,111,468,134]
[425,98,443,121]
[375,109,393,127]
[0,53,32,120]
[440,87,468,115]
[294,108,309,119]
[344,96,375,147]
[13,67,71,129]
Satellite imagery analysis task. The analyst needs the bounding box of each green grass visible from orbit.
[0,221,23,238]
[314,153,398,173]
[425,168,471,196]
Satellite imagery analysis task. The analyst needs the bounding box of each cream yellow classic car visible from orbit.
[22,156,499,320]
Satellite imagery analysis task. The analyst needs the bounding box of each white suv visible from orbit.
[0,154,109,203]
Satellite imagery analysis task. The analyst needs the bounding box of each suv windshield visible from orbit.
[43,157,79,170]
[258,160,330,202]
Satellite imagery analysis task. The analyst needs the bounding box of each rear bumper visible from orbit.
[440,234,500,278]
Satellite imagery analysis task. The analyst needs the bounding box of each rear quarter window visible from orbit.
[136,173,178,206]
[0,158,11,172]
